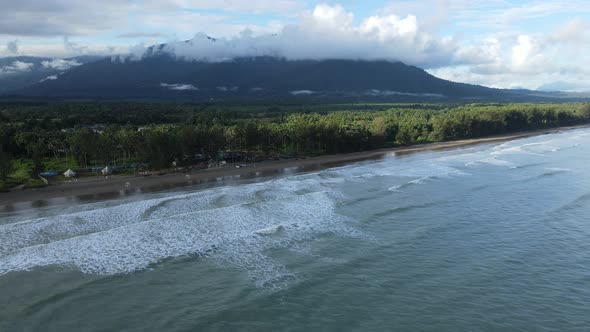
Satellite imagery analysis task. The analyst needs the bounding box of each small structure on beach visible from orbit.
[63,169,77,178]
[40,171,59,177]
[101,166,112,176]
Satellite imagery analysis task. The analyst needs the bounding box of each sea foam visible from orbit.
[0,172,363,288]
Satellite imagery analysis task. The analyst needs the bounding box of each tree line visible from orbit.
[1,102,589,188]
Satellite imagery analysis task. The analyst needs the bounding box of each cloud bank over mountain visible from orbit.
[129,4,458,69]
[1,1,589,91]
[0,61,34,75]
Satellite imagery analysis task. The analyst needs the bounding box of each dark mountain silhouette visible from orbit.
[10,54,515,101]
[0,56,103,94]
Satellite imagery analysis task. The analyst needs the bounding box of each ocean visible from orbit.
[1,128,590,331]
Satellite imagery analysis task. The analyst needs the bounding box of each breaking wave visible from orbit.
[0,170,367,288]
[388,176,439,192]
[522,168,573,183]
[0,190,366,288]
[371,201,444,218]
[549,192,590,215]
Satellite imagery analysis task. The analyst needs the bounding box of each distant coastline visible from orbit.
[2,124,588,209]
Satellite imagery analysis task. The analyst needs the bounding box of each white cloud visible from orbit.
[359,14,418,41]
[0,61,34,75]
[431,37,590,91]
[108,2,590,90]
[366,89,444,97]
[6,40,19,54]
[379,0,455,31]
[0,38,128,58]
[41,59,82,70]
[454,38,501,65]
[1,1,589,92]
[311,4,354,27]
[131,4,458,69]
[428,13,590,92]
[510,35,547,74]
[290,90,314,96]
[160,83,198,90]
[40,75,59,82]
[550,18,590,44]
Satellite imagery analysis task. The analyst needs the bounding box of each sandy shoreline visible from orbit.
[1,124,588,209]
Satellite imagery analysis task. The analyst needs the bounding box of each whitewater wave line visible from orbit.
[0,190,328,257]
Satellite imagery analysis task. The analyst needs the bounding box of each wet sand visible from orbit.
[1,124,587,209]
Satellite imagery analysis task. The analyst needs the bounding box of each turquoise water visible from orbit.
[1,128,590,331]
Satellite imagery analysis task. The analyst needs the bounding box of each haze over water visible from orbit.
[1,128,590,331]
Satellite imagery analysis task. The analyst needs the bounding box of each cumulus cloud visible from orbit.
[41,59,82,70]
[2,1,589,91]
[113,2,590,90]
[0,61,34,75]
[428,13,590,92]
[510,35,547,74]
[454,38,501,66]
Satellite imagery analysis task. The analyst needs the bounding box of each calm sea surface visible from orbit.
[1,128,590,331]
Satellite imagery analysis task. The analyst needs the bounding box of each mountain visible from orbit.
[0,56,103,94]
[1,36,585,102]
[6,54,516,101]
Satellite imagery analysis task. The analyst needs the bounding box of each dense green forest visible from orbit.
[1,102,589,190]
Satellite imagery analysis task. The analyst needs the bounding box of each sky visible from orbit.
[0,0,589,91]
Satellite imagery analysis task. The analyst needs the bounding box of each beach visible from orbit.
[3,125,590,331]
[1,124,587,207]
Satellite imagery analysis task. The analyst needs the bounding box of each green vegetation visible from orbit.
[1,102,589,191]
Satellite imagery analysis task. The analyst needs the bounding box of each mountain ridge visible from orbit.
[8,54,515,101]
[1,45,586,101]
[0,55,103,94]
